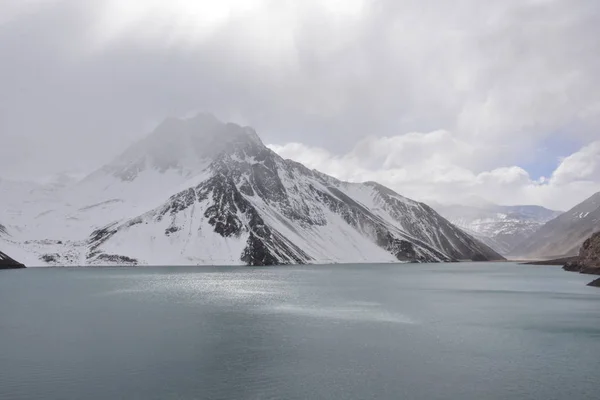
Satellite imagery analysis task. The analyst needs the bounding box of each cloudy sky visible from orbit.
[1,0,599,210]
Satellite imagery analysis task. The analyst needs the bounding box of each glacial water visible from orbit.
[1,262,598,399]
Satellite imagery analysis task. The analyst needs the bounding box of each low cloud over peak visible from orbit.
[1,0,599,207]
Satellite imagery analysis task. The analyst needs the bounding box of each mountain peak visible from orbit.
[102,113,265,181]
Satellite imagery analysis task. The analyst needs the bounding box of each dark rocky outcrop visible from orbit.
[41,254,59,263]
[563,232,600,275]
[588,278,600,288]
[563,232,600,287]
[0,250,25,269]
[95,254,138,265]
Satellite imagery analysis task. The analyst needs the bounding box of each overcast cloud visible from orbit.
[1,0,599,210]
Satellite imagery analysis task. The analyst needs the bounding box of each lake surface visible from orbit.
[1,262,599,400]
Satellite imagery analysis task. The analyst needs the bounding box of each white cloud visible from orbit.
[269,137,600,210]
[0,0,55,24]
[1,0,599,209]
[550,141,600,185]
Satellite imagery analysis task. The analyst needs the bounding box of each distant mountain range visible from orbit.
[0,113,503,266]
[433,192,600,260]
[432,202,563,255]
[510,192,600,259]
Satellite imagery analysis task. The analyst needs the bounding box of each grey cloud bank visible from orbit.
[1,0,599,209]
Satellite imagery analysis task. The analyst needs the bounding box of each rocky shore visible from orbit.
[588,278,600,288]
[521,256,577,266]
[563,232,600,287]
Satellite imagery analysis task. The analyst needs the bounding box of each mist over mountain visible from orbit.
[0,113,503,266]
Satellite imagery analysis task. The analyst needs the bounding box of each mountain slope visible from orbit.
[511,192,600,259]
[432,203,562,254]
[80,114,503,266]
[1,114,249,244]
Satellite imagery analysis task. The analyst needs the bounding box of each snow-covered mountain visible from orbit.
[1,113,503,266]
[432,203,562,255]
[510,192,600,259]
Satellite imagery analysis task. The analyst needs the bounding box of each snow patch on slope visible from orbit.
[97,201,249,266]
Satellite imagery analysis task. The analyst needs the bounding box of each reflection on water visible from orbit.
[268,304,417,324]
[0,262,599,400]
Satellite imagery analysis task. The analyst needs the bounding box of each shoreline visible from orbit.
[517,256,578,266]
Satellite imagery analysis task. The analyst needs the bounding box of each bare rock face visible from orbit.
[563,232,600,275]
[0,251,25,269]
